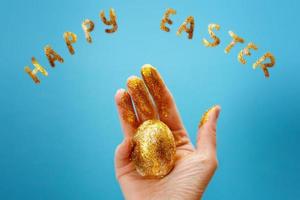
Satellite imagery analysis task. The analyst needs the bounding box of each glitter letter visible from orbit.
[253,52,275,78]
[44,45,64,67]
[100,8,118,33]
[202,23,221,47]
[63,32,77,55]
[224,31,244,53]
[160,8,176,32]
[238,42,258,64]
[177,16,194,39]
[82,19,95,43]
[24,57,48,84]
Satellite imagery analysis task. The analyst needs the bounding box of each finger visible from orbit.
[141,65,191,147]
[115,138,133,179]
[196,105,221,154]
[115,88,139,138]
[141,64,185,131]
[127,76,157,122]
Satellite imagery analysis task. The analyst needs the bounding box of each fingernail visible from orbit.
[215,105,221,120]
[116,88,126,96]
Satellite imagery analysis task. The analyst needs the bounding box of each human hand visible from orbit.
[114,64,221,200]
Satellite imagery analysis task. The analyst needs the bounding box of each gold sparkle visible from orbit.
[176,16,194,39]
[82,19,94,43]
[202,23,221,47]
[253,52,275,78]
[118,91,138,128]
[238,42,258,64]
[199,105,217,128]
[100,8,118,33]
[224,31,244,54]
[24,57,48,84]
[132,120,176,178]
[141,64,169,119]
[63,32,77,55]
[127,76,156,120]
[44,45,64,67]
[160,8,177,32]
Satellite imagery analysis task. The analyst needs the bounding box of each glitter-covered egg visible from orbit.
[132,119,176,178]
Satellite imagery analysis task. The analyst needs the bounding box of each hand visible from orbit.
[114,64,221,200]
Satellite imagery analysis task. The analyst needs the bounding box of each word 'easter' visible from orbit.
[160,8,276,78]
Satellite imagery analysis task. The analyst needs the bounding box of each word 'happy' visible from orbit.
[24,8,276,84]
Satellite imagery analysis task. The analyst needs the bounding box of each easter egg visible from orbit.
[131,119,176,178]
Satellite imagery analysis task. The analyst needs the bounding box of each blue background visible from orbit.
[1,0,299,199]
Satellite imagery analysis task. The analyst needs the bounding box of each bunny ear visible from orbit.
[140,65,190,146]
[196,105,221,155]
[126,76,158,122]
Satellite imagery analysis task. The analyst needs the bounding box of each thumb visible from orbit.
[114,138,133,179]
[196,105,221,154]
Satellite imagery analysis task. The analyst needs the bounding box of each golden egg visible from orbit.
[131,119,176,178]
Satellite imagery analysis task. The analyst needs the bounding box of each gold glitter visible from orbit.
[24,57,48,84]
[127,76,156,121]
[199,106,216,128]
[118,91,138,128]
[141,64,169,118]
[82,19,95,43]
[202,23,221,47]
[176,16,194,39]
[253,52,275,78]
[132,120,176,178]
[100,8,118,33]
[238,42,258,64]
[63,32,77,55]
[160,8,177,32]
[224,31,244,53]
[44,45,64,67]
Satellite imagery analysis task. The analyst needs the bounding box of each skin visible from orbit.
[114,65,221,200]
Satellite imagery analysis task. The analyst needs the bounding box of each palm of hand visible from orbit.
[114,65,220,200]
